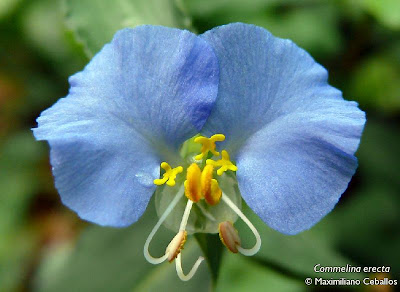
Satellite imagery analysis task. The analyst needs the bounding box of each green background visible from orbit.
[0,0,399,291]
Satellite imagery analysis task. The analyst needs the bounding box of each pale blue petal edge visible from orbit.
[33,26,219,227]
[201,23,366,234]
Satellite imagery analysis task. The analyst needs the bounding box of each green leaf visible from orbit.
[0,229,37,292]
[186,0,273,16]
[236,205,365,281]
[348,47,400,114]
[0,132,43,292]
[356,119,400,183]
[34,201,212,292]
[316,185,400,275]
[21,0,87,77]
[249,6,342,58]
[64,0,192,57]
[360,0,400,30]
[216,252,305,292]
[185,0,342,57]
[185,0,319,16]
[0,131,45,236]
[195,233,224,284]
[0,0,21,19]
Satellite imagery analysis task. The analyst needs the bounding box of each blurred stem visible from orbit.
[194,233,224,286]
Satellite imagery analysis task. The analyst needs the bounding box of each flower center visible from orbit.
[155,135,241,234]
[144,134,261,281]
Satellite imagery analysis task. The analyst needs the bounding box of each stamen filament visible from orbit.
[175,253,205,281]
[144,186,183,264]
[174,198,204,280]
[179,199,193,231]
[221,193,261,256]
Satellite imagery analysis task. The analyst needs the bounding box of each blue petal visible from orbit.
[33,26,219,227]
[201,23,365,234]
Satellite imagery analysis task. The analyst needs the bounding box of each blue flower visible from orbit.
[33,23,365,281]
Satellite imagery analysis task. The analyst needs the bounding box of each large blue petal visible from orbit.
[201,23,365,234]
[33,26,219,227]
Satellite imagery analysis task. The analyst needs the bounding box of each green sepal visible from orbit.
[194,233,224,286]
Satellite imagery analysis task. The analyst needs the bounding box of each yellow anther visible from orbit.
[184,163,202,202]
[201,165,222,205]
[200,165,213,199]
[194,134,225,160]
[206,150,238,176]
[154,162,183,186]
[207,179,222,205]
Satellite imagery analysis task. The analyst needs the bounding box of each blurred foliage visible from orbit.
[359,0,400,30]
[239,205,366,281]
[21,0,87,77]
[216,253,304,292]
[186,0,343,58]
[0,0,399,291]
[348,44,400,114]
[34,200,212,292]
[64,0,192,57]
[0,0,21,19]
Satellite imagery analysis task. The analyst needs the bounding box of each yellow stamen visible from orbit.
[201,165,222,205]
[154,162,183,186]
[207,179,222,205]
[184,163,202,202]
[206,150,237,175]
[194,134,225,160]
[208,179,222,206]
[200,165,213,199]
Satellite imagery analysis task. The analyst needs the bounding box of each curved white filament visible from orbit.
[175,199,204,281]
[175,253,205,281]
[179,199,193,231]
[144,187,183,264]
[221,193,261,256]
